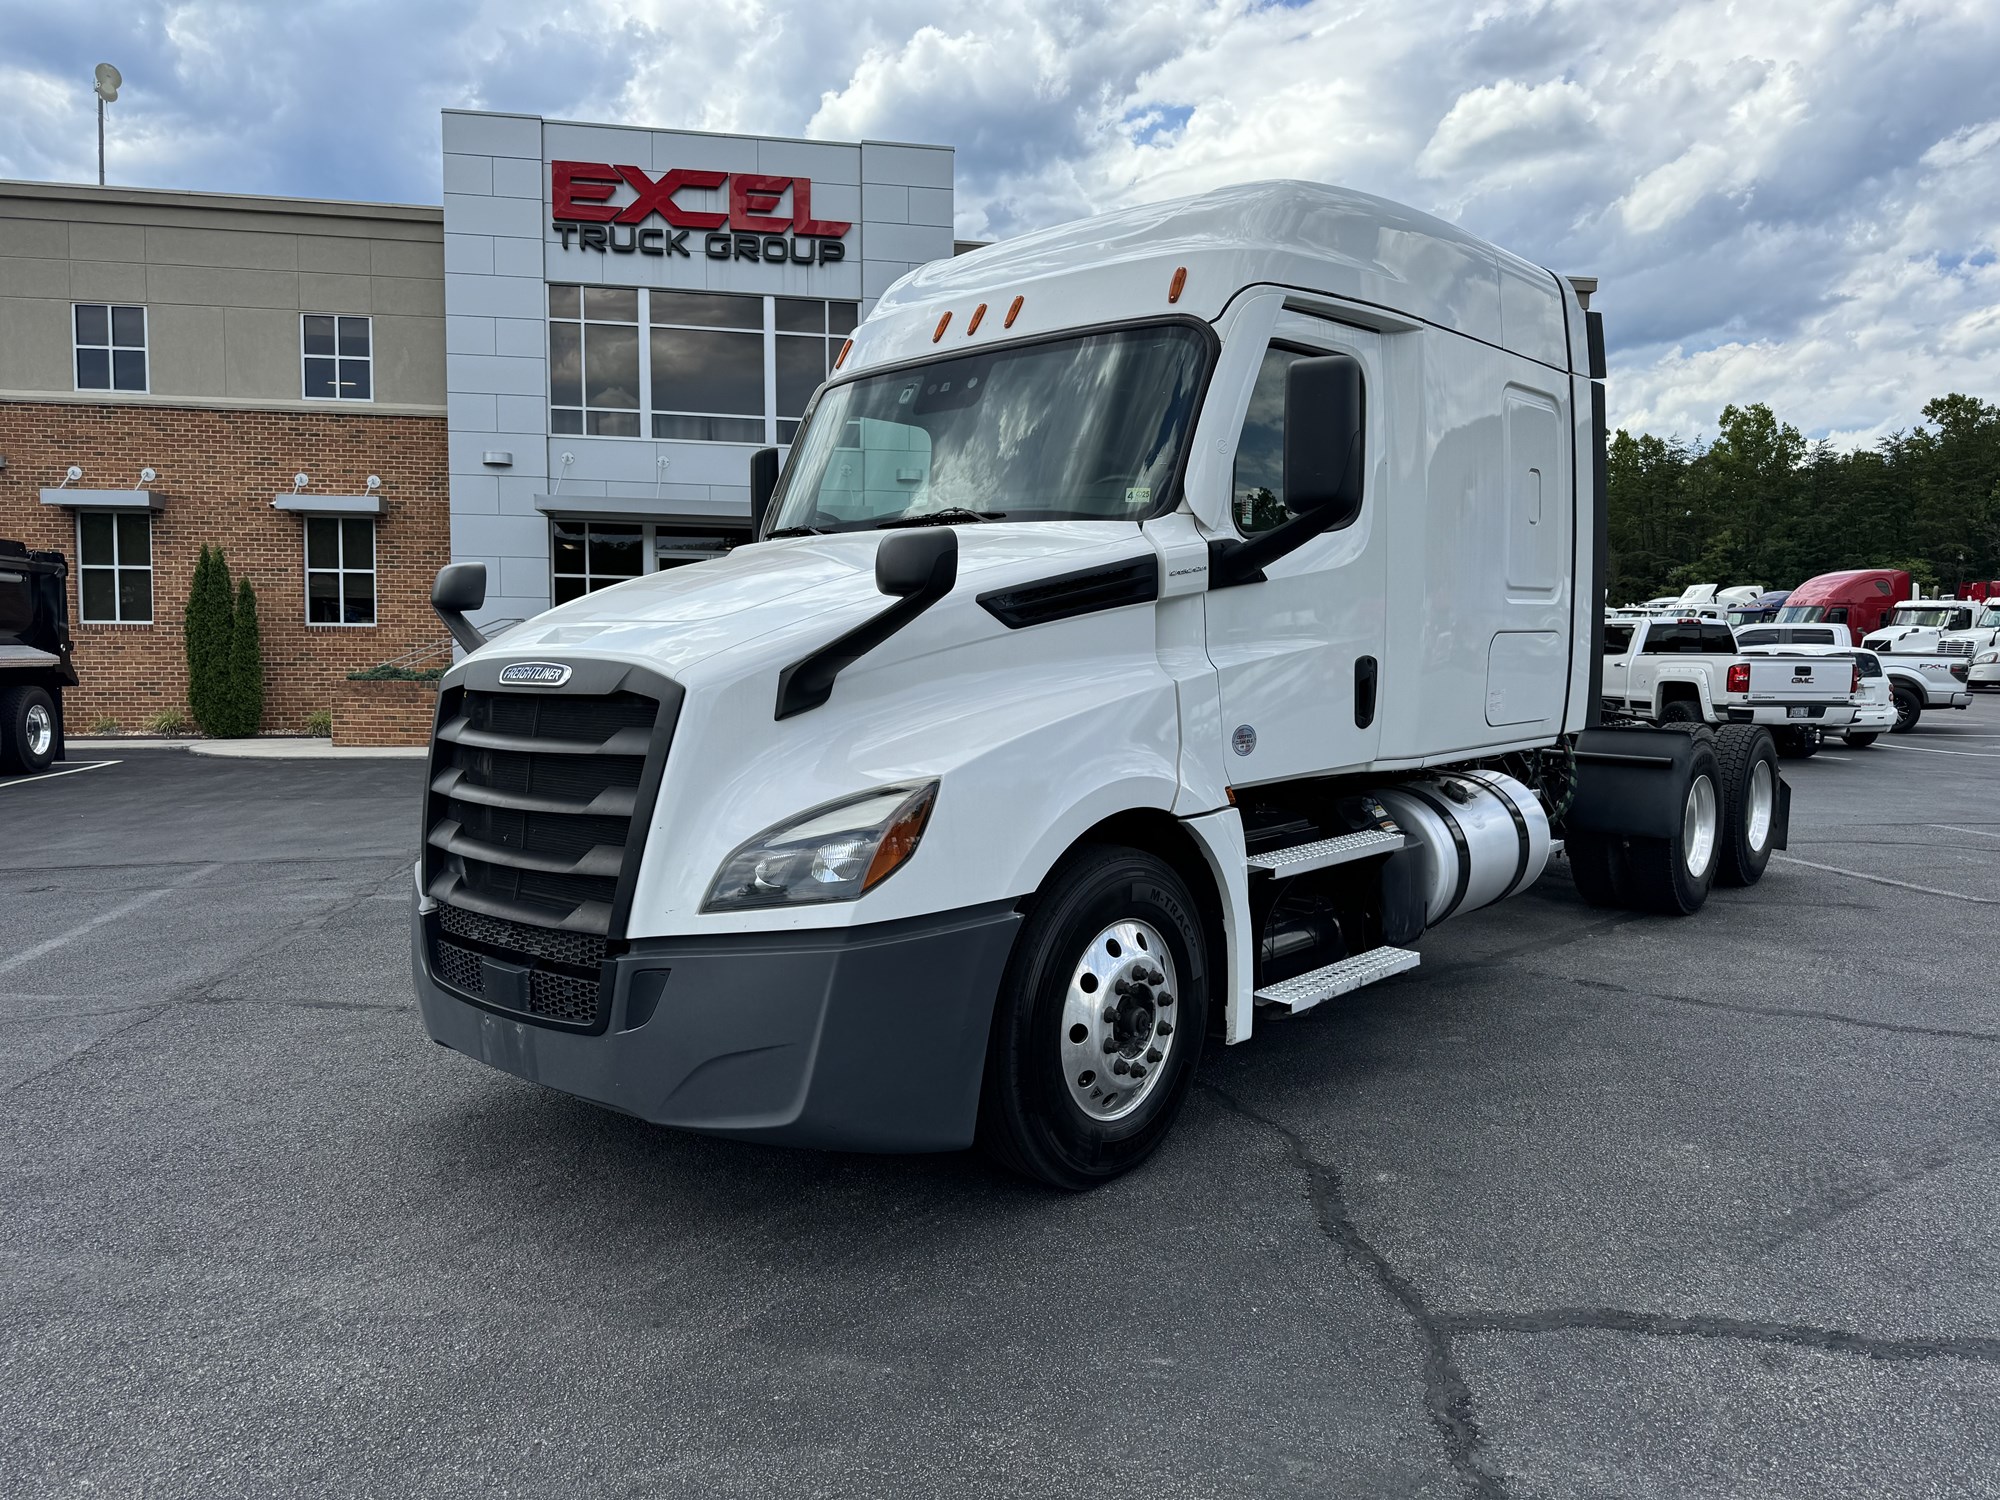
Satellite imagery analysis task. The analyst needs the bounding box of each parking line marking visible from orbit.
[1772,854,2000,905]
[0,863,224,975]
[1936,825,2000,841]
[1877,742,2000,758]
[0,760,119,790]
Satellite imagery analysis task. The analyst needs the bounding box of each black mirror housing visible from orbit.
[1282,354,1365,525]
[749,447,781,538]
[875,528,958,598]
[432,562,486,614]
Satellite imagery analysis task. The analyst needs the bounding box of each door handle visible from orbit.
[1355,656,1378,729]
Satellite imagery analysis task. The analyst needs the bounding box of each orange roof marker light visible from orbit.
[834,338,852,370]
[966,302,987,336]
[1168,266,1187,304]
[933,311,952,343]
[1004,295,1024,328]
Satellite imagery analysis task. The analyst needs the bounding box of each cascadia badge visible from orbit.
[499,661,572,687]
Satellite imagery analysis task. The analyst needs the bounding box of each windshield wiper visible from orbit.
[874,508,1006,529]
[765,524,830,538]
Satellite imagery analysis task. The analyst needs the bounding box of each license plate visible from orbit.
[1787,706,1810,718]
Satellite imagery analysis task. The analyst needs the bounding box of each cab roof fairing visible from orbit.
[841,180,1579,377]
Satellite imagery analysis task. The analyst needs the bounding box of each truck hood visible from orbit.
[480,522,1143,679]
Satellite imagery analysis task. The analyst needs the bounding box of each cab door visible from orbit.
[1203,314,1386,783]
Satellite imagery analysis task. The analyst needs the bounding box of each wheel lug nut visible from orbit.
[1156,1021,1173,1035]
[1156,992,1173,1007]
[1129,1064,1146,1079]
[1113,1058,1130,1075]
[1115,979,1131,995]
[1145,1047,1162,1063]
[1102,1006,1117,1023]
[1102,1037,1118,1054]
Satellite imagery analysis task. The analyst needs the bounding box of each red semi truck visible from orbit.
[1776,569,1910,646]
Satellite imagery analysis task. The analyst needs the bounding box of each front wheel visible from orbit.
[1843,732,1878,749]
[978,846,1210,1191]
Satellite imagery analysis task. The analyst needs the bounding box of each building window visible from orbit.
[551,520,644,604]
[76,512,152,622]
[75,304,147,392]
[775,298,857,443]
[303,315,372,400]
[305,517,376,625]
[549,286,641,436]
[547,288,858,444]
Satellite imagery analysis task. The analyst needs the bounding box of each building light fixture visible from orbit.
[57,465,82,490]
[136,467,156,489]
[292,472,309,494]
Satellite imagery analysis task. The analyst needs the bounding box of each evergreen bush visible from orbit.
[224,576,264,738]
[183,546,235,736]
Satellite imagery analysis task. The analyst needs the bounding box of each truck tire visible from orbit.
[1774,726,1819,759]
[1618,739,1723,915]
[978,845,1210,1191]
[1564,832,1627,909]
[1891,685,1922,733]
[1658,699,1703,724]
[0,685,58,774]
[1713,725,1778,888]
[1842,732,1878,749]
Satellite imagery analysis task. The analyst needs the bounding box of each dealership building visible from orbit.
[0,112,956,738]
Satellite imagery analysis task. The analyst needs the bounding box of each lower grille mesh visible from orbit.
[431,935,604,1027]
[438,902,607,969]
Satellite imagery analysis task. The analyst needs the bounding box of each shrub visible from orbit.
[305,709,333,738]
[143,709,190,735]
[183,546,235,736]
[223,576,264,737]
[88,715,118,735]
[345,665,446,681]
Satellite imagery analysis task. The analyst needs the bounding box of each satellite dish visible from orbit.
[94,63,122,102]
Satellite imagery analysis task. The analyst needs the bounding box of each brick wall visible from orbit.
[333,678,439,748]
[0,401,448,734]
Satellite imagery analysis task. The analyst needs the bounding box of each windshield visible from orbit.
[768,325,1209,532]
[1777,605,1827,623]
[1980,608,2000,630]
[1889,607,1965,627]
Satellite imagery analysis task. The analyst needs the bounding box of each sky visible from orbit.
[2,0,1997,448]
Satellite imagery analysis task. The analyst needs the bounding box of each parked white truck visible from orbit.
[1599,615,1857,756]
[412,182,1797,1189]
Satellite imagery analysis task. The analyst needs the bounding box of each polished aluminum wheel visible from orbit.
[25,702,53,758]
[1059,918,1178,1122]
[1743,759,1774,852]
[1682,773,1718,880]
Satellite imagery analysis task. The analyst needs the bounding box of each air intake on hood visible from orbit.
[977,557,1160,629]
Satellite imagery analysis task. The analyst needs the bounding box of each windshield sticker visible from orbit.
[1126,487,1152,505]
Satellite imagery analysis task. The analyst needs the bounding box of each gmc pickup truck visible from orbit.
[1601,616,1858,756]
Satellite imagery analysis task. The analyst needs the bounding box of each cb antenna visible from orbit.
[93,64,122,186]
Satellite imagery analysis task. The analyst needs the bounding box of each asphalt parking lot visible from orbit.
[4,705,1999,1499]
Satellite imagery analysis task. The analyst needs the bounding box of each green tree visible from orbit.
[183,546,235,736]
[222,576,264,738]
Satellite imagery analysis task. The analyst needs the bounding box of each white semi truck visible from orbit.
[412,182,1795,1189]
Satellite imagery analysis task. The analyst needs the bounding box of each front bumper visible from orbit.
[1970,665,2000,688]
[1846,703,1897,732]
[413,900,1022,1152]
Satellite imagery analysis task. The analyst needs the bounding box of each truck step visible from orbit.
[1247,828,1407,877]
[1254,946,1422,1015]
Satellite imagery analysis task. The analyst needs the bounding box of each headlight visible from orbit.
[1976,650,1999,665]
[702,783,938,912]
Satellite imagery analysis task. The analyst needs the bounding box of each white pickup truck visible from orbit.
[1601,616,1858,755]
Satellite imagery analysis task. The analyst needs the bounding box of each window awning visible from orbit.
[533,492,747,521]
[272,493,382,516]
[40,488,163,510]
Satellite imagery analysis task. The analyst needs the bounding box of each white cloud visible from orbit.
[2,0,1998,443]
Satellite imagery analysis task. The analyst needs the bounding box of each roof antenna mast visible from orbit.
[93,63,122,186]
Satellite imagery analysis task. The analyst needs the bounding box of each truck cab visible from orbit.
[1777,569,1909,645]
[1863,599,2000,660]
[412,181,1794,1188]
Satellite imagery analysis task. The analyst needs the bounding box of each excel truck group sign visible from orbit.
[550,162,851,265]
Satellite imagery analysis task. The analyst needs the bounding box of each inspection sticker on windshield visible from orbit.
[1125,486,1152,504]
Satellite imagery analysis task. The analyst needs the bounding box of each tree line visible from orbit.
[1605,394,2000,604]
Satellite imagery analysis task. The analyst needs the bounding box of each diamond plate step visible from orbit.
[1247,827,1407,877]
[1254,945,1422,1014]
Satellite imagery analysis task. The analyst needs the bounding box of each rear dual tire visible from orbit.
[0,685,58,774]
[1568,736,1726,915]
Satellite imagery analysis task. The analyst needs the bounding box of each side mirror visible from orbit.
[1282,354,1365,526]
[875,528,958,598]
[431,562,487,654]
[749,447,780,538]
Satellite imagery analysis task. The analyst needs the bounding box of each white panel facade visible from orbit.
[442,111,955,624]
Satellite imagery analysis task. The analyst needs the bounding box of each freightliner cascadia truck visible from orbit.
[412,182,1794,1190]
